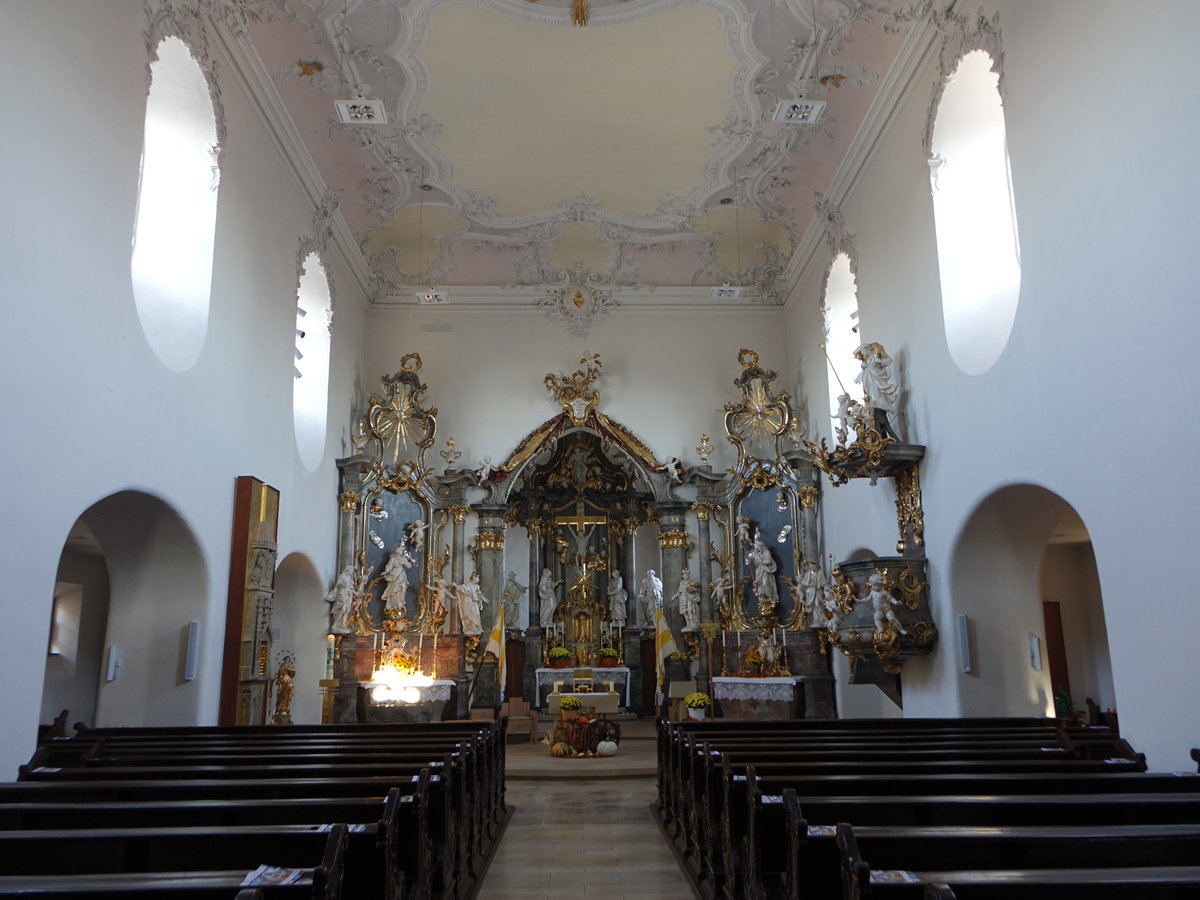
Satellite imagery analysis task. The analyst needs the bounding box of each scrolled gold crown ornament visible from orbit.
[696,433,713,465]
[439,438,462,468]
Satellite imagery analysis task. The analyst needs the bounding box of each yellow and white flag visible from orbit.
[485,603,507,701]
[654,604,678,696]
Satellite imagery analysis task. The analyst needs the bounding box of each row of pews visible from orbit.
[0,719,512,899]
[655,716,1200,900]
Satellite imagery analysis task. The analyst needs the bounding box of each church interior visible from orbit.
[4,3,1200,887]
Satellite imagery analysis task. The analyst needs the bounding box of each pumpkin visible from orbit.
[550,742,570,758]
[596,740,618,757]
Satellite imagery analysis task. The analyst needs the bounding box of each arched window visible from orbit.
[130,36,219,372]
[930,49,1021,376]
[293,252,332,471]
[822,252,860,423]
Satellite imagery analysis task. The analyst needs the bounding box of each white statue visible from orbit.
[637,569,663,625]
[429,576,452,631]
[867,572,907,636]
[607,573,628,627]
[735,516,754,546]
[457,571,486,636]
[538,568,562,629]
[407,519,428,549]
[710,575,733,613]
[797,562,822,627]
[835,392,856,445]
[662,456,683,483]
[325,565,356,634]
[674,567,701,631]
[476,456,495,482]
[855,342,900,414]
[379,542,414,609]
[749,533,779,607]
[821,584,843,635]
[501,570,526,627]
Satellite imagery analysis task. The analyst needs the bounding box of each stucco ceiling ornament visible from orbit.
[539,285,622,339]
[922,7,1005,156]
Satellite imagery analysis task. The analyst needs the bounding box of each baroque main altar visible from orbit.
[323,347,936,723]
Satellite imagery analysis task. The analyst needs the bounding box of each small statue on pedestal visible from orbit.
[674,567,701,631]
[637,569,663,626]
[501,571,526,628]
[607,573,628,627]
[854,342,901,439]
[325,565,356,635]
[538,568,562,629]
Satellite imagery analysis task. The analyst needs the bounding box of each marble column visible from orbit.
[473,503,507,633]
[333,456,372,724]
[654,500,692,639]
[447,504,468,633]
[693,502,715,623]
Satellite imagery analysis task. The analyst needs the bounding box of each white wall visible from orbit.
[786,0,1200,767]
[365,306,787,474]
[0,2,368,776]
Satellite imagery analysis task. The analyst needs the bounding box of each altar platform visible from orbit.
[506,718,657,779]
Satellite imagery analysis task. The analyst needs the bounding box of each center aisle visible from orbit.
[479,720,696,899]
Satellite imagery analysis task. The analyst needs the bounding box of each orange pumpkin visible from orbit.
[550,742,570,757]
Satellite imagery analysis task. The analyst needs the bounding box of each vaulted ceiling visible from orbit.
[238,0,924,306]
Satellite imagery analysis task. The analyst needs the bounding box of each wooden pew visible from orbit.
[836,821,1200,900]
[0,821,346,899]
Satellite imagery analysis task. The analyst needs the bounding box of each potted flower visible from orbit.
[558,695,584,721]
[744,649,764,675]
[548,646,571,668]
[684,692,712,721]
[596,646,620,667]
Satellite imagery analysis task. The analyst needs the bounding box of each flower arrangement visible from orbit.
[597,646,619,658]
[559,696,584,710]
[745,649,764,664]
[548,646,570,660]
[684,692,712,709]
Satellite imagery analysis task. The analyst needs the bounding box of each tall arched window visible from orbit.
[930,49,1021,376]
[293,253,332,471]
[130,36,219,372]
[822,252,860,423]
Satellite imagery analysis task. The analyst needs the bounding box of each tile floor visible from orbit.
[481,728,695,899]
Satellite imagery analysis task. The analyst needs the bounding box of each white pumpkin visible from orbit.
[596,740,618,757]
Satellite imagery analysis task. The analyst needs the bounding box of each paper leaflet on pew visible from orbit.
[242,865,305,886]
[869,871,922,884]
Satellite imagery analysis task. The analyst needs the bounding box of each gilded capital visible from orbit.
[798,485,818,509]
[450,505,470,525]
[476,531,505,551]
[339,491,360,513]
[692,501,715,522]
[658,529,689,550]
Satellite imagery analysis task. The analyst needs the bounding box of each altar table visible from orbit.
[359,679,455,723]
[535,666,631,707]
[711,676,796,720]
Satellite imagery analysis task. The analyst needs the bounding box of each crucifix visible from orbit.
[555,501,607,566]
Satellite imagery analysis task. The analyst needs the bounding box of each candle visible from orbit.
[737,631,741,647]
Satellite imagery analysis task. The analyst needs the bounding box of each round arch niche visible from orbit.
[47,491,210,729]
[950,484,1111,719]
[272,552,327,725]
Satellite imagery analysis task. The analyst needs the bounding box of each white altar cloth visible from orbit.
[712,676,795,703]
[365,678,454,705]
[535,666,631,707]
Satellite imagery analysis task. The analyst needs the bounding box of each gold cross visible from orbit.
[555,502,607,533]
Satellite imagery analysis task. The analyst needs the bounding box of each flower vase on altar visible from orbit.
[687,708,706,721]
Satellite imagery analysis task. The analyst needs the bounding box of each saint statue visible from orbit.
[271,658,295,726]
[379,542,415,611]
[637,569,663,625]
[854,342,900,438]
[797,562,822,628]
[457,571,486,636]
[325,565,355,635]
[501,571,526,628]
[749,533,779,611]
[538,568,562,629]
[607,573,628,627]
[674,567,701,631]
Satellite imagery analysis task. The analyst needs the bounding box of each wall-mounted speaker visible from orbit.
[105,645,121,682]
[956,614,972,673]
[1028,633,1042,671]
[184,621,200,681]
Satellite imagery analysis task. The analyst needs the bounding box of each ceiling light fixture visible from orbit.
[773,98,826,124]
[332,0,386,124]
